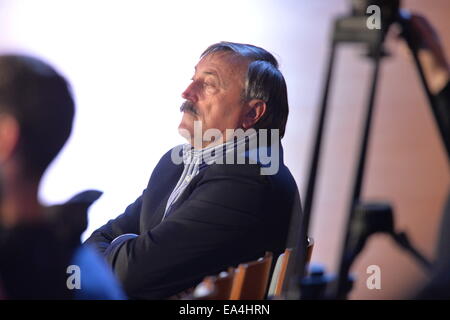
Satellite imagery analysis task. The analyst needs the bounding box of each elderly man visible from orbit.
[86,42,301,299]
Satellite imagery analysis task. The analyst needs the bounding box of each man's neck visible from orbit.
[190,128,256,150]
[1,176,43,228]
[191,136,226,150]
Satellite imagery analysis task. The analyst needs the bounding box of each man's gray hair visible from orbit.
[201,42,289,138]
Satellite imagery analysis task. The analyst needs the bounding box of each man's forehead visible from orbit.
[195,52,248,75]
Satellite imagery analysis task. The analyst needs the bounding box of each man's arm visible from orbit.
[84,192,143,254]
[84,148,183,255]
[103,165,273,299]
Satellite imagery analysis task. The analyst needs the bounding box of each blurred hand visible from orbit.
[402,12,450,94]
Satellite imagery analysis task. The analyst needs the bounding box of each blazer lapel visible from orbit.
[163,168,207,219]
[140,158,184,231]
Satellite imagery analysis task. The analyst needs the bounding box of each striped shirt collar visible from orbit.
[181,131,258,167]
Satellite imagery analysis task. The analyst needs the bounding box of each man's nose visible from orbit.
[181,81,198,103]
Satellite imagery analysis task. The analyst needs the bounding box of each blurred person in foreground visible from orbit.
[0,54,124,299]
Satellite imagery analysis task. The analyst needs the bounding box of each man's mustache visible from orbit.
[180,101,199,116]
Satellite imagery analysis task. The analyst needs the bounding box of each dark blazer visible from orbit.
[85,144,301,299]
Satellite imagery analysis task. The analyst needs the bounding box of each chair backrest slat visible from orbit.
[268,237,315,298]
[229,252,273,300]
[191,267,235,300]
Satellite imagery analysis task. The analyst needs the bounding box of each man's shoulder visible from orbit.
[158,145,183,162]
[202,159,296,191]
[145,145,185,189]
[205,161,263,177]
[153,145,185,171]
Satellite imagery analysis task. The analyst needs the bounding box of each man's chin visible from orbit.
[178,122,194,142]
[178,122,207,148]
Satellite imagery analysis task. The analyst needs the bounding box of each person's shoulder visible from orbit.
[155,144,185,168]
[204,161,265,182]
[202,142,293,183]
[203,160,294,189]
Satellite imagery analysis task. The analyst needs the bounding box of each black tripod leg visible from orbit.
[333,39,383,300]
[285,40,338,299]
[408,48,450,159]
[393,232,433,272]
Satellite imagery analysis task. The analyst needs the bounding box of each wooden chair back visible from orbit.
[229,252,273,300]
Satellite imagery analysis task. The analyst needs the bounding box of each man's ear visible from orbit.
[0,114,19,164]
[242,99,267,129]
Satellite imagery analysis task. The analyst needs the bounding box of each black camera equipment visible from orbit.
[287,0,449,300]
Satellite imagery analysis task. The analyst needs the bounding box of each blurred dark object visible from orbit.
[46,190,103,249]
[0,222,74,299]
[399,12,450,152]
[0,190,102,299]
[343,203,432,281]
[416,191,450,300]
[300,264,337,300]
